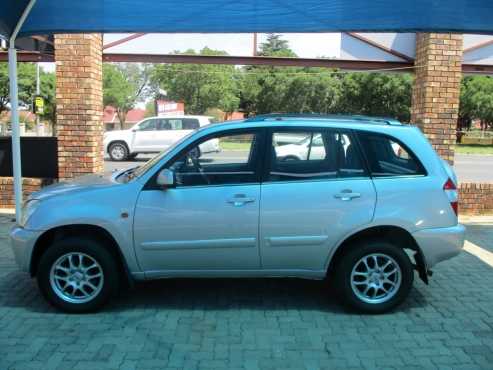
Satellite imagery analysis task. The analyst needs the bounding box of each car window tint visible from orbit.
[168,132,259,186]
[357,132,425,177]
[138,119,158,131]
[182,119,200,130]
[269,130,366,181]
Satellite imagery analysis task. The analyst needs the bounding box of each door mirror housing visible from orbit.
[156,169,175,188]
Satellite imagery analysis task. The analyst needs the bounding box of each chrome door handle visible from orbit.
[227,194,256,207]
[334,191,361,201]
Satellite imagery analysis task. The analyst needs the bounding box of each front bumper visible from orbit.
[10,226,41,273]
[413,224,466,268]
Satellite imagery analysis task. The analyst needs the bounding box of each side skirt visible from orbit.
[134,269,327,281]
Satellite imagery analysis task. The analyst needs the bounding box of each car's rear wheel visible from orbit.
[108,142,129,161]
[335,240,414,314]
[37,237,119,313]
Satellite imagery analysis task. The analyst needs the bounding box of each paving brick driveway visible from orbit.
[1,215,493,370]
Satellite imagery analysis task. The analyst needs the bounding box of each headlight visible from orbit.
[19,199,40,228]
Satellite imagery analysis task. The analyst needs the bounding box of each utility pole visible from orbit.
[35,63,41,135]
[253,33,258,56]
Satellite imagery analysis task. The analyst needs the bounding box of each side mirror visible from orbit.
[156,169,175,188]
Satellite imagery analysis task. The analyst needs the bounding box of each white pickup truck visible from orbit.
[103,115,219,161]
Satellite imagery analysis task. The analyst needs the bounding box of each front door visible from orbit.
[132,118,159,152]
[260,128,377,272]
[134,129,264,274]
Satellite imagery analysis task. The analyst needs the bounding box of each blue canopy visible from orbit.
[3,0,493,39]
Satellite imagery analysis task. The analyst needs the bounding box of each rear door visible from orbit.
[259,128,376,272]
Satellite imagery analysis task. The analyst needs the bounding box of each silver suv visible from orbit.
[10,114,465,313]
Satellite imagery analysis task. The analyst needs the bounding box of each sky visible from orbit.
[103,33,342,57]
[40,33,342,73]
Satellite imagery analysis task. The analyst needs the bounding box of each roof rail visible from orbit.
[244,113,402,125]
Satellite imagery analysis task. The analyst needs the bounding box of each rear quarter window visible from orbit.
[357,131,426,177]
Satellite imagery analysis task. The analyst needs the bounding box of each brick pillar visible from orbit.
[55,34,103,179]
[411,33,463,164]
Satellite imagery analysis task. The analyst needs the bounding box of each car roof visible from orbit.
[205,114,415,133]
[244,113,403,126]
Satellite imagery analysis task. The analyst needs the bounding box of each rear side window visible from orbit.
[357,132,425,177]
[182,119,200,130]
[268,129,367,182]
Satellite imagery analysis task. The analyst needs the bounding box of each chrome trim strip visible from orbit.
[141,237,256,251]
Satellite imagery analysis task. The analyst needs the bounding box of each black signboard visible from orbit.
[0,137,58,179]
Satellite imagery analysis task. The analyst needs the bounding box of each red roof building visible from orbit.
[103,106,146,130]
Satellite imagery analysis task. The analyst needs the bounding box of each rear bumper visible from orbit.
[413,224,466,268]
[10,226,41,273]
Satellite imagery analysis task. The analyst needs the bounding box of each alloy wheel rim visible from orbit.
[350,253,402,304]
[49,252,104,304]
[111,145,125,160]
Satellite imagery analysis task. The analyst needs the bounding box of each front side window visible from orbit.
[269,130,366,181]
[137,119,158,131]
[167,131,260,186]
[357,132,425,177]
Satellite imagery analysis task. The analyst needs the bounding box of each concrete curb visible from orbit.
[459,215,493,223]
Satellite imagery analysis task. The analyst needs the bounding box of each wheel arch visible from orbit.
[326,225,429,284]
[30,224,133,287]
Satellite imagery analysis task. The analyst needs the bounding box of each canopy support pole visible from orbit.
[8,47,22,220]
[8,0,37,222]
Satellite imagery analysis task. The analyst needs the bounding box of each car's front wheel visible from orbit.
[108,142,129,161]
[335,240,414,314]
[37,237,119,313]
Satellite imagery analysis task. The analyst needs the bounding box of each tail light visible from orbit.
[443,178,458,216]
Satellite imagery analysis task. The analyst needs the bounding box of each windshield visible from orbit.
[131,130,197,178]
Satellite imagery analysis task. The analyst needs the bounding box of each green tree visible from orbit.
[258,33,297,57]
[103,63,150,129]
[39,71,56,125]
[150,48,239,115]
[460,76,493,130]
[337,72,413,122]
[241,34,414,121]
[144,100,156,118]
[0,63,56,128]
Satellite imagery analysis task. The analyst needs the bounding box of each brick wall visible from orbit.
[458,183,493,215]
[55,34,104,179]
[411,33,463,164]
[0,178,54,208]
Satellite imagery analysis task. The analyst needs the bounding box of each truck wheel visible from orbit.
[335,240,414,314]
[37,237,119,313]
[108,142,129,161]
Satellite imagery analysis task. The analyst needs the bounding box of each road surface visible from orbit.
[104,153,493,183]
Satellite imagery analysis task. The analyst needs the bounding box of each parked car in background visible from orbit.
[11,114,465,313]
[275,133,351,161]
[103,115,219,161]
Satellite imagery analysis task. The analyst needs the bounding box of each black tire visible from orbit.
[335,240,414,314]
[108,142,129,161]
[37,237,120,313]
[127,153,138,160]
